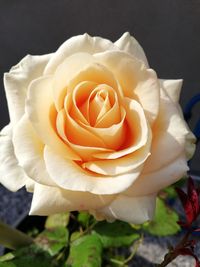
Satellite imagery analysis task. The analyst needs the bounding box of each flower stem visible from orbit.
[0,220,33,250]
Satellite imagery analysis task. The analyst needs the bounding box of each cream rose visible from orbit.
[0,33,196,224]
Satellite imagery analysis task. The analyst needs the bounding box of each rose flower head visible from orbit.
[0,33,196,224]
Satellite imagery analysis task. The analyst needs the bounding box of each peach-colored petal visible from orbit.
[96,194,156,224]
[143,88,191,174]
[125,155,189,197]
[83,132,151,175]
[13,115,56,186]
[55,106,113,161]
[94,98,150,159]
[44,33,118,75]
[57,107,106,148]
[0,125,28,191]
[115,32,149,67]
[79,107,126,150]
[53,53,96,110]
[26,75,80,161]
[44,146,141,194]
[94,51,160,125]
[70,81,98,125]
[4,54,51,124]
[160,79,183,103]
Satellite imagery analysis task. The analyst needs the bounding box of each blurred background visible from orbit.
[0,0,199,173]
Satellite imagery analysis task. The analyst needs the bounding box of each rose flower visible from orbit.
[0,33,196,223]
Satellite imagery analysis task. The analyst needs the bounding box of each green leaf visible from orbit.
[0,245,58,267]
[35,227,69,256]
[143,198,181,236]
[163,186,177,199]
[77,211,91,228]
[70,231,82,243]
[92,221,140,248]
[45,213,70,229]
[67,234,102,267]
[0,221,33,250]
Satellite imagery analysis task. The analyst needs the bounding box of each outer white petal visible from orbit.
[4,54,52,125]
[44,146,142,195]
[13,115,56,186]
[143,88,190,173]
[44,33,118,75]
[160,79,183,103]
[97,194,156,224]
[0,125,28,191]
[29,183,115,215]
[115,32,149,67]
[125,155,189,197]
[160,79,196,160]
[26,75,80,161]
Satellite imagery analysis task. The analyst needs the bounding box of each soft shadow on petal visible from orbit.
[44,33,118,75]
[26,75,80,161]
[44,146,141,194]
[97,194,156,224]
[0,125,28,191]
[160,79,183,103]
[13,115,56,186]
[115,32,149,67]
[29,182,115,215]
[125,155,189,197]
[4,54,52,124]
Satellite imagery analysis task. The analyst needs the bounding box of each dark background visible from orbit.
[0,0,199,173]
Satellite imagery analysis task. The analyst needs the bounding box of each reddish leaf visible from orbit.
[188,177,200,217]
[176,187,194,224]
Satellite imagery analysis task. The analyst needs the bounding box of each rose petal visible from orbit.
[44,146,141,194]
[29,182,115,215]
[160,79,183,103]
[115,32,149,67]
[57,107,106,148]
[125,155,189,197]
[93,98,150,159]
[0,125,28,191]
[83,132,151,175]
[44,33,118,75]
[79,107,126,150]
[53,53,96,110]
[13,115,56,186]
[96,194,156,224]
[70,81,97,125]
[143,88,191,173]
[26,75,80,160]
[4,54,51,124]
[94,51,160,125]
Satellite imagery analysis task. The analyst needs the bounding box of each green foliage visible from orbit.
[143,198,181,236]
[92,220,140,248]
[0,245,58,267]
[66,234,103,267]
[77,211,91,228]
[0,193,183,267]
[45,213,70,229]
[35,227,69,256]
